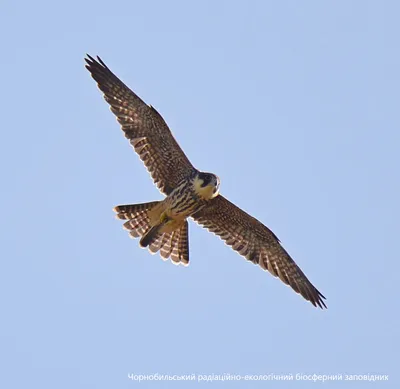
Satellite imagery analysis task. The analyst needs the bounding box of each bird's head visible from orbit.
[194,172,220,200]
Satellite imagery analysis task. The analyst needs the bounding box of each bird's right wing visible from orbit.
[85,55,195,195]
[192,195,327,308]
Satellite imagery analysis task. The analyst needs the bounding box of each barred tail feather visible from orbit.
[175,221,189,265]
[114,201,159,238]
[140,224,162,248]
[158,221,189,266]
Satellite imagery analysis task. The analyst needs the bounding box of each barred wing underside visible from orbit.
[192,195,326,308]
[85,55,195,195]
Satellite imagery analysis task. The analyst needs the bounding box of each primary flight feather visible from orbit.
[85,54,327,309]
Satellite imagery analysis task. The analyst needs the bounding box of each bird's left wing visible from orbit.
[85,55,195,195]
[192,195,327,308]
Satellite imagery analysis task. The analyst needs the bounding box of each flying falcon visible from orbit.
[85,55,327,309]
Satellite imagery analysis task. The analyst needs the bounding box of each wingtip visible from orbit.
[85,53,95,64]
[97,55,107,67]
[315,292,327,309]
[84,54,108,70]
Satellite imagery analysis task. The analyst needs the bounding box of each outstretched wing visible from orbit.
[192,195,327,308]
[85,55,195,195]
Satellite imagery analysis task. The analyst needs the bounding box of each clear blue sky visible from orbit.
[1,0,399,387]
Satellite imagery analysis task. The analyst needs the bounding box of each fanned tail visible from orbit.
[114,203,189,266]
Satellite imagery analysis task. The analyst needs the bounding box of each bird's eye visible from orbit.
[200,173,212,187]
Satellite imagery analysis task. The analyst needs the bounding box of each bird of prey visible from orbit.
[85,54,327,309]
